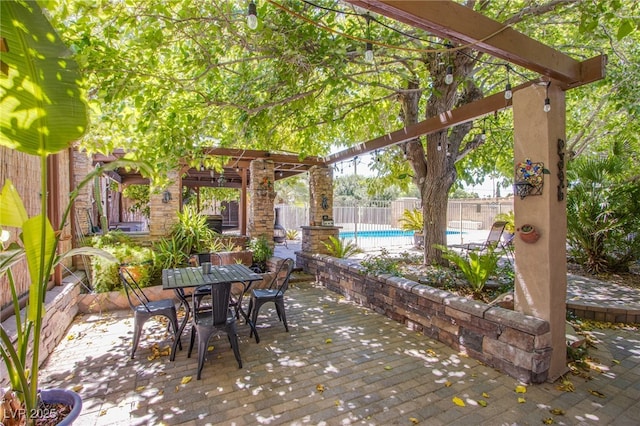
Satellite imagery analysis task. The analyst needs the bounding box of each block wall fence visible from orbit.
[296,251,553,384]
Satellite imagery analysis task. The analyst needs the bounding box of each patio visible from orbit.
[39,280,640,425]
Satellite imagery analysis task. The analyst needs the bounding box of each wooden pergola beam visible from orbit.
[347,0,605,88]
[324,80,544,165]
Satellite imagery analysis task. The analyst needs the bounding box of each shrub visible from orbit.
[435,244,500,296]
[399,208,423,232]
[360,249,401,276]
[323,236,363,258]
[249,235,273,272]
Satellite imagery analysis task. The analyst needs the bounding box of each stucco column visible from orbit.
[149,170,181,239]
[248,159,275,246]
[513,82,567,381]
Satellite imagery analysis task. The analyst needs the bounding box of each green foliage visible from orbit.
[154,235,190,271]
[494,211,515,234]
[249,235,273,272]
[122,184,151,218]
[172,205,216,255]
[360,249,401,276]
[88,232,155,292]
[399,208,423,232]
[322,236,363,259]
[567,145,640,273]
[285,229,299,240]
[435,245,500,295]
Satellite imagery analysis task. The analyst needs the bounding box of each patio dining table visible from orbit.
[162,264,263,360]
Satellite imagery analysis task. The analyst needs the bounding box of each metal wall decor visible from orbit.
[557,138,565,201]
[514,159,546,199]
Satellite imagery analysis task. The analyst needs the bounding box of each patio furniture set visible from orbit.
[119,256,295,379]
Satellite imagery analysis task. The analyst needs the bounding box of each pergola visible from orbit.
[93,0,605,381]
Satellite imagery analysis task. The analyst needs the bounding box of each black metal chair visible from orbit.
[188,281,242,379]
[247,258,294,337]
[119,266,182,359]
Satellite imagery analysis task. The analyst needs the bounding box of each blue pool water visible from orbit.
[339,229,460,239]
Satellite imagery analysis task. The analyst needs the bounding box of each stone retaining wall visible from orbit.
[297,251,553,384]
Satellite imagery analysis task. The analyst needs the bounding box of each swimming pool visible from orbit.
[339,229,461,239]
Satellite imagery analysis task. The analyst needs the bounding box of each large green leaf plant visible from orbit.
[0,1,119,422]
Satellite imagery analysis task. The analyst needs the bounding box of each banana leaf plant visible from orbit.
[0,1,146,422]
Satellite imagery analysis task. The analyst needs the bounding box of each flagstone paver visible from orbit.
[40,281,640,425]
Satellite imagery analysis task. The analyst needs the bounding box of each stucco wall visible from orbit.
[297,251,553,384]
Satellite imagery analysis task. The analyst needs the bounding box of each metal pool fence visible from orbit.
[276,199,513,249]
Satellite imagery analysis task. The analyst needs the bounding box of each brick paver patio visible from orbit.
[40,281,640,425]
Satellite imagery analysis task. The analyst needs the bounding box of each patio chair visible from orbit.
[119,266,182,359]
[450,220,507,253]
[188,281,242,379]
[247,258,294,337]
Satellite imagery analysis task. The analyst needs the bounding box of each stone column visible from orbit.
[149,170,181,239]
[512,82,567,381]
[301,165,339,255]
[309,165,333,226]
[71,149,93,237]
[248,159,275,246]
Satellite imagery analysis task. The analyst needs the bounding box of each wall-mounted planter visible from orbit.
[517,224,540,244]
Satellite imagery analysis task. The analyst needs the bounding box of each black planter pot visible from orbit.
[40,389,82,425]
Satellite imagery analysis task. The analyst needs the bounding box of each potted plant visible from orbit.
[249,235,273,273]
[0,2,130,423]
[399,208,424,248]
[517,224,540,244]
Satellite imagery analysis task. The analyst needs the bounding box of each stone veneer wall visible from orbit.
[149,170,181,239]
[248,159,275,244]
[296,252,553,384]
[300,226,340,255]
[308,165,333,226]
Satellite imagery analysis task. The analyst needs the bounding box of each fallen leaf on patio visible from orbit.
[99,410,107,417]
[72,385,83,392]
[64,373,75,381]
[452,397,465,407]
[588,389,606,398]
[556,379,574,392]
[157,390,164,396]
[316,384,325,393]
[325,338,332,344]
[517,397,526,403]
[612,359,620,364]
[515,385,527,393]
[67,334,76,340]
[477,400,487,407]
[181,376,192,385]
[330,311,335,315]
[175,386,179,392]
[384,365,392,370]
[335,400,341,406]
[549,408,565,415]
[135,386,145,392]
[426,349,436,356]
[409,417,420,424]
[208,345,215,351]
[481,392,490,398]
[322,304,329,308]
[542,417,555,424]
[444,381,452,387]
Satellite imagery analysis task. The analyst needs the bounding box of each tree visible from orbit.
[47,0,639,266]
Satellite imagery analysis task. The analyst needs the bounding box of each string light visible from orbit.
[445,65,454,85]
[437,141,442,151]
[504,65,512,100]
[364,13,374,63]
[247,1,258,30]
[543,81,551,112]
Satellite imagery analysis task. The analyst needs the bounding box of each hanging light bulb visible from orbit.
[247,1,258,30]
[365,42,374,63]
[437,141,442,151]
[504,83,512,100]
[480,129,487,141]
[445,65,454,85]
[543,81,551,112]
